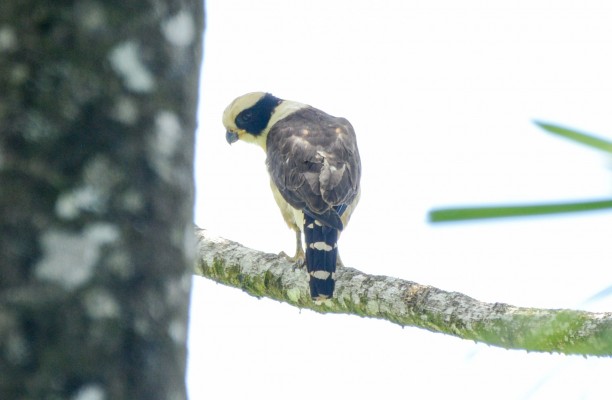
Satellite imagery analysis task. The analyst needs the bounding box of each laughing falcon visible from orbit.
[222,92,361,300]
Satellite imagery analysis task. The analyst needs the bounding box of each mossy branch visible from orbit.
[195,228,612,356]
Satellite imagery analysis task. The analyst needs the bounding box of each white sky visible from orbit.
[189,1,612,399]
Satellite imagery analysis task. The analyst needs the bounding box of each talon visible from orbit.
[279,249,305,268]
[336,252,345,268]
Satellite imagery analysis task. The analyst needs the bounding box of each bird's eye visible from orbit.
[237,111,253,124]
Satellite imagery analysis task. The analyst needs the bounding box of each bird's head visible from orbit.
[222,92,282,150]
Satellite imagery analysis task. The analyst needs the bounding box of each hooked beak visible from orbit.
[226,130,239,144]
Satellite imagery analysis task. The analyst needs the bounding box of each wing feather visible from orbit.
[266,107,361,229]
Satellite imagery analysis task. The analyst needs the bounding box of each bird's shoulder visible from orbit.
[267,106,356,154]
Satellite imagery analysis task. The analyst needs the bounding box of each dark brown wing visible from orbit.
[266,107,361,230]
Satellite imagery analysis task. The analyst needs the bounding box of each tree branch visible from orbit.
[195,228,612,356]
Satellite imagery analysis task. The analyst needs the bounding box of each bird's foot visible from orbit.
[279,249,305,269]
[336,252,345,268]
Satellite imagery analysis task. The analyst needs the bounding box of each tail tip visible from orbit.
[309,272,335,300]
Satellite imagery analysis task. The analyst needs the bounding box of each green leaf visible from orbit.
[534,121,612,153]
[429,199,612,222]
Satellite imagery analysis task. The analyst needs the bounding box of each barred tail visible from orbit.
[304,214,339,300]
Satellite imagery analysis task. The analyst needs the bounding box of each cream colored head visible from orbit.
[222,92,266,132]
[222,92,308,151]
[222,92,276,149]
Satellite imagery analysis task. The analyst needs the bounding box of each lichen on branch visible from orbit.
[195,228,612,356]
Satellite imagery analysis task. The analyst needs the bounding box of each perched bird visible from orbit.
[222,92,361,300]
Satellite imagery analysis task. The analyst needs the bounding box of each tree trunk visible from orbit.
[0,1,203,399]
